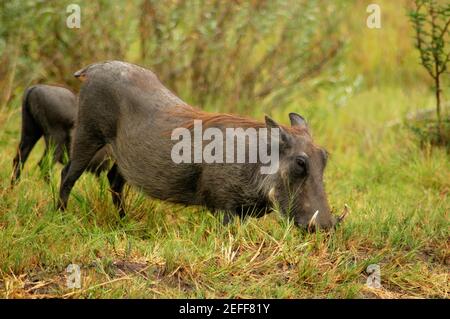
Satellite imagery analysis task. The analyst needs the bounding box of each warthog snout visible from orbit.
[298,205,349,232]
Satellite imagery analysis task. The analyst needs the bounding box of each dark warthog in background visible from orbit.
[58,61,346,230]
[11,84,112,185]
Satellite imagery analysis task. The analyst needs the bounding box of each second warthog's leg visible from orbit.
[11,107,42,185]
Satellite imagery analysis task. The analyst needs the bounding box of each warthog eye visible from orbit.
[295,155,309,177]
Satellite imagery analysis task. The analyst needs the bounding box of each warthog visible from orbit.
[11,84,112,185]
[58,61,346,230]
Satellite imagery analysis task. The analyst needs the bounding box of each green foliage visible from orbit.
[409,0,449,77]
[0,1,133,92]
[136,0,345,111]
[0,0,345,112]
[408,0,450,142]
[407,117,450,148]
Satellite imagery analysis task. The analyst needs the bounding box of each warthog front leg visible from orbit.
[58,126,105,211]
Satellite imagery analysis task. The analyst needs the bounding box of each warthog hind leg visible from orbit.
[107,163,126,218]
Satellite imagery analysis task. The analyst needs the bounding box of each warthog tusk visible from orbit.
[338,204,350,223]
[268,187,276,203]
[308,210,319,231]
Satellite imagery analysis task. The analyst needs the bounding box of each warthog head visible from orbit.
[263,113,346,231]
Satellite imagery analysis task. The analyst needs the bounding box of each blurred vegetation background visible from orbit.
[0,0,447,125]
[0,0,346,112]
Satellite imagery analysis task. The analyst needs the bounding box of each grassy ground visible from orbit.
[0,1,448,298]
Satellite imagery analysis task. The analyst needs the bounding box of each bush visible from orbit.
[408,0,450,143]
[0,0,345,112]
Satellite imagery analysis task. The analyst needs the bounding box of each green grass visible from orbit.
[0,0,448,298]
[0,82,448,298]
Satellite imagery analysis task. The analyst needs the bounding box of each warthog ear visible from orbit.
[289,113,307,129]
[265,115,290,147]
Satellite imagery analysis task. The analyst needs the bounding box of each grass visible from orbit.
[0,84,448,298]
[0,0,449,298]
